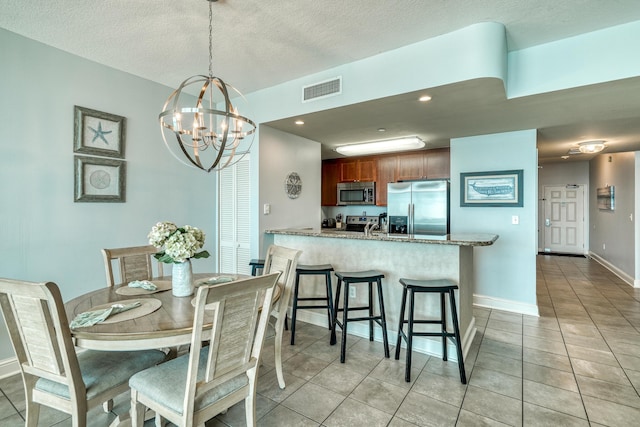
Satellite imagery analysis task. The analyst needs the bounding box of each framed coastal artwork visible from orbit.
[73,106,126,158]
[460,169,523,207]
[74,155,126,202]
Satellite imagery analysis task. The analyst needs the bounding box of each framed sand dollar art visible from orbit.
[74,155,126,202]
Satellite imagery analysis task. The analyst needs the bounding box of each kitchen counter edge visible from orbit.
[265,229,498,247]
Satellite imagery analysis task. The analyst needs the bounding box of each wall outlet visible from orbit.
[349,286,356,298]
[512,215,519,225]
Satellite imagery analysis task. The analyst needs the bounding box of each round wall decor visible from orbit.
[284,172,302,199]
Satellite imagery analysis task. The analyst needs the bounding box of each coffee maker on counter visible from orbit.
[321,218,337,228]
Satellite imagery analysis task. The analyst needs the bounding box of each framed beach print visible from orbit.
[73,106,126,158]
[74,156,126,202]
[460,169,523,207]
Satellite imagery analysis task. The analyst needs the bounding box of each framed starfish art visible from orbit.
[74,106,126,158]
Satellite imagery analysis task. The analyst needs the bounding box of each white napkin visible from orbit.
[69,302,141,329]
[128,280,157,291]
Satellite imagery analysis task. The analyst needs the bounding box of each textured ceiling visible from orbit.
[2,0,640,162]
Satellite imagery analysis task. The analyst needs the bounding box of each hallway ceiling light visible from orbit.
[335,136,425,156]
[577,140,606,154]
[158,0,256,173]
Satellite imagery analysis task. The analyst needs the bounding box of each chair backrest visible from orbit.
[102,245,163,287]
[0,278,85,401]
[183,272,280,418]
[262,245,302,317]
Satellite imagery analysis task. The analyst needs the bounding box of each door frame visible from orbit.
[541,184,590,256]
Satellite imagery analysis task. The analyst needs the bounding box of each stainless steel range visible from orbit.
[345,215,380,232]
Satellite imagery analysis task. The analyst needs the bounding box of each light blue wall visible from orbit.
[451,130,538,315]
[0,29,217,361]
[508,21,640,98]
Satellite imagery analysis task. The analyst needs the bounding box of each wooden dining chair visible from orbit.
[0,278,167,427]
[129,272,281,427]
[262,244,302,389]
[102,244,163,287]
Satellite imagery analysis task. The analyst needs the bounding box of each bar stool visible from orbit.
[290,264,335,345]
[249,259,265,276]
[395,278,467,384]
[330,270,390,363]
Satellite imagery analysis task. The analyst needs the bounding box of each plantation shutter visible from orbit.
[217,156,251,274]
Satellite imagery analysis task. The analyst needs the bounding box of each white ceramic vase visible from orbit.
[172,259,193,297]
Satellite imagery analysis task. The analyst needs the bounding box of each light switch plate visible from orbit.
[512,215,519,225]
[263,203,271,215]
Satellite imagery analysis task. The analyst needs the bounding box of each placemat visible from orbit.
[115,280,172,296]
[89,298,162,323]
[190,283,282,310]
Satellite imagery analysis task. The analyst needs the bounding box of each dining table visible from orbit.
[65,273,252,352]
[65,272,282,427]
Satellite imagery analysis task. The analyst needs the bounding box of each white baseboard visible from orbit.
[588,252,636,288]
[0,357,19,379]
[473,294,540,317]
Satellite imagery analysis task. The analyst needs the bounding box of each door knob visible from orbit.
[545,218,551,227]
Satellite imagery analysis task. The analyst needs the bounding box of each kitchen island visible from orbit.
[265,228,498,360]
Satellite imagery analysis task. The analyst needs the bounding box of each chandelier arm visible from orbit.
[176,134,206,171]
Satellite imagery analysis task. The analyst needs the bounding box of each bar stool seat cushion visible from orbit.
[296,264,334,272]
[399,278,458,291]
[335,270,384,281]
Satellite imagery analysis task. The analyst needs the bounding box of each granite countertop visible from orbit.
[265,228,498,247]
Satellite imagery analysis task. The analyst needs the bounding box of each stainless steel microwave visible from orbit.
[337,182,376,205]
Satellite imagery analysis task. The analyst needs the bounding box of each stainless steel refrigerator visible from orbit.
[387,180,450,236]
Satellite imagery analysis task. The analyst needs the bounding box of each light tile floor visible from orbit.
[2,255,640,426]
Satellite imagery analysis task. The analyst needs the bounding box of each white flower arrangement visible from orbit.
[148,221,210,263]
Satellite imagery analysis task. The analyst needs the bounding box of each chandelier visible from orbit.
[159,0,256,173]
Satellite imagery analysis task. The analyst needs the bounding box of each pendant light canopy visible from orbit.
[159,0,256,173]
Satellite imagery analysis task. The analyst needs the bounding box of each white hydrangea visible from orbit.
[148,221,178,248]
[148,222,208,263]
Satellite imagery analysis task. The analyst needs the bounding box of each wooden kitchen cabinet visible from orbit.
[425,149,450,178]
[338,158,377,182]
[321,160,339,206]
[375,155,397,206]
[396,149,450,180]
[321,149,449,206]
[396,153,425,181]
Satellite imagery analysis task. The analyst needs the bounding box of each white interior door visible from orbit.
[218,156,251,274]
[543,185,586,254]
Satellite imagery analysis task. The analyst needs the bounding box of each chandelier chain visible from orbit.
[208,0,213,77]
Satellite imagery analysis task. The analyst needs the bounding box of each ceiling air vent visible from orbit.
[302,77,342,103]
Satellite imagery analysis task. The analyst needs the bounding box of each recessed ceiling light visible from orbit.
[335,137,425,156]
[377,128,386,132]
[295,120,304,125]
[419,95,432,102]
[561,155,570,159]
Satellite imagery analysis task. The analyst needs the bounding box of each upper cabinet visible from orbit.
[375,156,397,206]
[321,149,449,206]
[396,148,450,181]
[339,158,377,182]
[425,149,450,179]
[321,160,339,206]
